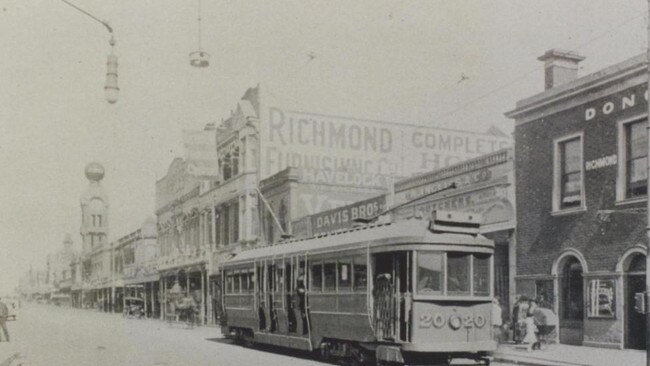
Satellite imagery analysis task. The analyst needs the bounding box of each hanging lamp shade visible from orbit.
[190,0,209,68]
[189,51,210,68]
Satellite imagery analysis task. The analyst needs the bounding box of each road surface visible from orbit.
[0,304,512,365]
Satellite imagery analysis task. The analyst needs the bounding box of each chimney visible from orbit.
[538,49,585,90]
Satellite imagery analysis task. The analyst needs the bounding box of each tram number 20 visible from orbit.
[419,313,485,329]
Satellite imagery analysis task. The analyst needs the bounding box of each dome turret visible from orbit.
[85,162,105,182]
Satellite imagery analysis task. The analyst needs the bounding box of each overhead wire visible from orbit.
[431,13,646,127]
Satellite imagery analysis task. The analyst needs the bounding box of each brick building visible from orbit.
[506,49,648,349]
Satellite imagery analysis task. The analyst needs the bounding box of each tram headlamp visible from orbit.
[449,315,462,330]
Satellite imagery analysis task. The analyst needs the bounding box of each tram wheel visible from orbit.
[320,342,332,362]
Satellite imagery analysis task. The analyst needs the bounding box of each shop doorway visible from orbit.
[559,257,584,345]
[625,254,646,350]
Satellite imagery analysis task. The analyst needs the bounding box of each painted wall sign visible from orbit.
[310,195,386,235]
[585,87,648,121]
[259,106,512,184]
[585,154,617,171]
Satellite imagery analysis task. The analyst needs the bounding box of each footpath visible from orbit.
[493,342,645,366]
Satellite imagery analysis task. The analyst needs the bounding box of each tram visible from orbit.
[220,210,495,365]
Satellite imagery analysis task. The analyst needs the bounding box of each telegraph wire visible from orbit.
[431,13,646,127]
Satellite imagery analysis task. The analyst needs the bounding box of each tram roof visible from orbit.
[226,218,494,264]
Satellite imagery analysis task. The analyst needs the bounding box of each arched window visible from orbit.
[629,254,646,273]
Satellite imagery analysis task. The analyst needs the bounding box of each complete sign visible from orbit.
[260,107,512,185]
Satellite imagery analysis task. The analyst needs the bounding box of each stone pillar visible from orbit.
[508,229,517,316]
[201,269,206,325]
[160,278,165,320]
[143,283,148,318]
[151,282,156,318]
[211,206,217,250]
[111,286,116,313]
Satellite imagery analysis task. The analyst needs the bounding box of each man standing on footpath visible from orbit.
[0,297,10,342]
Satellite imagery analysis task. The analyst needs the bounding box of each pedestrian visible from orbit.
[523,312,539,352]
[0,297,10,342]
[511,295,520,342]
[296,267,307,334]
[492,297,503,342]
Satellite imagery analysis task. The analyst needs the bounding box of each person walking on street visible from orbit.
[0,297,10,342]
[492,297,503,342]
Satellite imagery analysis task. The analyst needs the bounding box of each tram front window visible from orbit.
[417,253,443,294]
[447,253,470,295]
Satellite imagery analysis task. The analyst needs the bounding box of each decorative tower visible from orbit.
[80,162,109,254]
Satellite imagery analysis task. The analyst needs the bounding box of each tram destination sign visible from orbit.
[310,195,387,235]
[259,106,512,186]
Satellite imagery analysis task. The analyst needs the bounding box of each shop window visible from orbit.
[311,263,323,292]
[353,257,367,291]
[447,253,470,295]
[535,280,555,309]
[417,252,443,294]
[473,254,490,296]
[324,262,336,291]
[554,135,583,210]
[338,261,351,291]
[587,279,615,318]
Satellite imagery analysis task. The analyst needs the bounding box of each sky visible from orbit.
[0,0,647,294]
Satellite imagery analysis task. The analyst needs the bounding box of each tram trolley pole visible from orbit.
[646,2,650,364]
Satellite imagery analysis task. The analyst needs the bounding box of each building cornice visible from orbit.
[506,54,647,125]
[395,148,512,192]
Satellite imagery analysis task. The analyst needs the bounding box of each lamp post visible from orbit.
[60,0,119,104]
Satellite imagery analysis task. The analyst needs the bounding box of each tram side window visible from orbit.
[311,263,323,292]
[353,257,367,291]
[226,274,233,294]
[417,252,443,294]
[240,272,249,293]
[473,254,490,296]
[249,270,256,292]
[338,261,351,291]
[447,253,471,295]
[233,273,241,293]
[324,262,336,292]
[276,266,284,293]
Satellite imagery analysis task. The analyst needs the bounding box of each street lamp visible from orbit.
[189,0,210,68]
[60,0,119,104]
